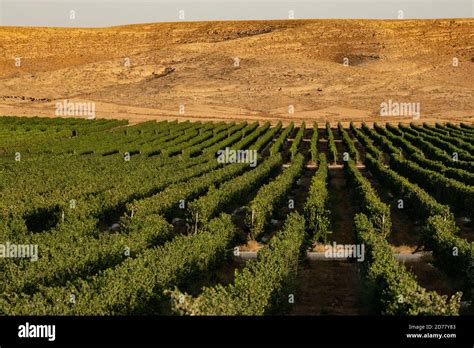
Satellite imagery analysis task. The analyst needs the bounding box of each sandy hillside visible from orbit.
[0,19,473,125]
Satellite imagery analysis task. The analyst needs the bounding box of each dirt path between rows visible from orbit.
[290,260,371,315]
[290,128,370,315]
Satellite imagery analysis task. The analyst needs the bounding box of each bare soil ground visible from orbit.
[0,19,473,125]
[456,217,474,243]
[290,128,372,315]
[290,260,372,315]
[404,260,459,297]
[327,167,356,245]
[317,127,357,245]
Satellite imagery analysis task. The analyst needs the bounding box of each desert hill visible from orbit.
[0,19,473,125]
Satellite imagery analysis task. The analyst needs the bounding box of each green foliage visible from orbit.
[458,123,474,132]
[354,213,461,315]
[374,123,418,156]
[375,124,474,185]
[398,127,473,171]
[2,214,236,315]
[169,212,306,315]
[164,130,214,157]
[363,123,399,155]
[249,122,282,152]
[365,154,452,220]
[128,162,249,218]
[202,122,257,155]
[1,118,472,317]
[289,122,305,160]
[310,123,318,163]
[413,123,474,154]
[183,123,244,157]
[326,122,338,164]
[270,122,294,155]
[304,153,330,241]
[390,154,474,220]
[365,151,473,290]
[422,215,474,288]
[404,124,474,162]
[344,159,392,237]
[188,154,282,224]
[1,215,173,294]
[247,153,305,239]
[231,122,270,150]
[338,122,359,162]
[409,152,474,186]
[350,122,383,160]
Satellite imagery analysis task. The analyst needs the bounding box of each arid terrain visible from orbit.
[0,19,473,125]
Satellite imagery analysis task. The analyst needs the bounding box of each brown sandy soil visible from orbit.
[326,125,355,244]
[404,260,459,297]
[327,167,357,245]
[0,19,473,125]
[456,217,474,243]
[317,126,357,245]
[290,260,371,315]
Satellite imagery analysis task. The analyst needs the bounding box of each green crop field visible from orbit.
[0,116,472,316]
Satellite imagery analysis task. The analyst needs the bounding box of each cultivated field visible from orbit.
[0,117,472,315]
